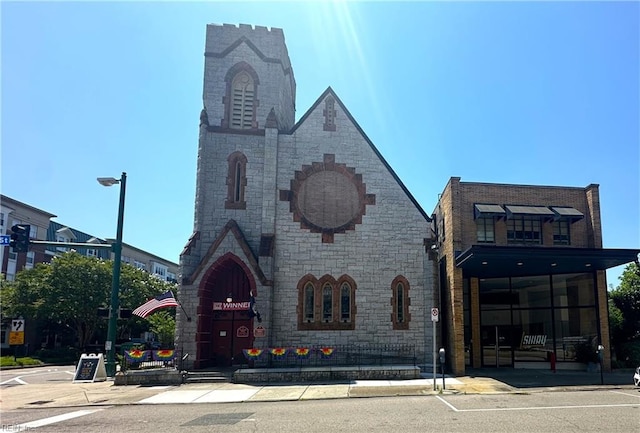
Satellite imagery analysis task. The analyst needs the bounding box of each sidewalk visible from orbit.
[1,368,636,410]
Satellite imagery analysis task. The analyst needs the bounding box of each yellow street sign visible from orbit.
[9,331,24,345]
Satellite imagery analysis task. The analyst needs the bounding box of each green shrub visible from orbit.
[0,356,43,367]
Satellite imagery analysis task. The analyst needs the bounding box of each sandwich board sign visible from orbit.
[73,353,107,383]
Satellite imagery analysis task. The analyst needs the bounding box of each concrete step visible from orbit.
[184,370,234,383]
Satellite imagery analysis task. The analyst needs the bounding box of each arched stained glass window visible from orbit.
[322,283,333,322]
[341,282,351,322]
[391,276,410,330]
[304,282,315,323]
[297,275,356,330]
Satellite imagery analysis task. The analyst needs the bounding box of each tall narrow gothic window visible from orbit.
[396,283,405,323]
[234,161,242,202]
[340,283,351,322]
[322,283,333,322]
[231,71,254,129]
[225,152,247,209]
[391,276,410,330]
[304,283,315,322]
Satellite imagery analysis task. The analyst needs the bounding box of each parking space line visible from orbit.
[609,390,640,399]
[1,408,105,431]
[461,403,639,412]
[435,393,640,413]
[435,395,459,412]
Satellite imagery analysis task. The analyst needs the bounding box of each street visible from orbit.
[2,389,639,432]
[0,366,75,387]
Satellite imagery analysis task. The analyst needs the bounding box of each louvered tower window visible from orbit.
[231,71,254,129]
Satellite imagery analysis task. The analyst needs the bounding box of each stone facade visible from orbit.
[177,24,434,369]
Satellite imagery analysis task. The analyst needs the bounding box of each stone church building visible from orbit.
[176,23,638,375]
[177,24,435,370]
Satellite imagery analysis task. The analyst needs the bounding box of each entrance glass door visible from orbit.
[481,311,513,367]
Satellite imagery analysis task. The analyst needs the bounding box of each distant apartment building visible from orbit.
[0,194,179,352]
[0,195,56,281]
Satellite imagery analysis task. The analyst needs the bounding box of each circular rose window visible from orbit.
[281,154,376,243]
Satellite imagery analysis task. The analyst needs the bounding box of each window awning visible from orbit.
[474,204,506,219]
[505,205,556,219]
[455,245,640,278]
[551,206,584,222]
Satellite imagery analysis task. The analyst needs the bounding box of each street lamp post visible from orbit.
[98,172,127,377]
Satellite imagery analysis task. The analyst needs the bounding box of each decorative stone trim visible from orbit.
[280,154,375,243]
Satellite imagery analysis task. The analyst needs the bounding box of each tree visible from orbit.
[0,251,178,350]
[609,262,640,343]
[146,310,176,348]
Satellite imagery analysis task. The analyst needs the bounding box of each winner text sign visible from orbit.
[213,301,250,311]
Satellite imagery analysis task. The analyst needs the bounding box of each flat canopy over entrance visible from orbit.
[455,245,640,278]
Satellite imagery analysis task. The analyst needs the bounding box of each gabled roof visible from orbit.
[290,87,431,222]
[185,219,270,286]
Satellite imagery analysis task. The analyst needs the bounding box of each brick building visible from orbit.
[433,178,638,374]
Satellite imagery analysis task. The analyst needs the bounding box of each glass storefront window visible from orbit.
[513,308,553,363]
[553,307,598,362]
[552,273,595,307]
[476,272,599,365]
[479,277,511,310]
[511,275,551,308]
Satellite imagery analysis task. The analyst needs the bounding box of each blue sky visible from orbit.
[2,1,638,286]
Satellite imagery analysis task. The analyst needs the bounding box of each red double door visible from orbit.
[212,309,253,366]
[209,261,254,366]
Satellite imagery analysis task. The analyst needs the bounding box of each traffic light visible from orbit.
[9,224,30,253]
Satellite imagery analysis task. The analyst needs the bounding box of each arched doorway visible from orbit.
[196,254,255,368]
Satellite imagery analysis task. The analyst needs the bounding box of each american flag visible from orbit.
[132,291,179,318]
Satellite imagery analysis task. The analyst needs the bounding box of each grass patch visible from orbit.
[0,356,44,368]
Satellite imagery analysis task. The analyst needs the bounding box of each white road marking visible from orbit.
[455,403,640,412]
[435,395,639,413]
[609,389,640,398]
[0,377,28,385]
[0,408,104,431]
[0,368,76,385]
[436,395,459,412]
